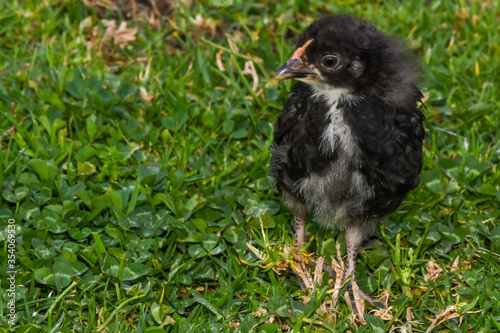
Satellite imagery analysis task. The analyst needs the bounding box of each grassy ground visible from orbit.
[0,0,499,332]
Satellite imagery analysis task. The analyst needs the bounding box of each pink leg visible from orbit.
[286,214,309,290]
[344,225,363,282]
[294,215,306,245]
[344,239,358,283]
[344,226,378,306]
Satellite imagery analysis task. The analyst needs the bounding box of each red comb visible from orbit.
[291,39,314,60]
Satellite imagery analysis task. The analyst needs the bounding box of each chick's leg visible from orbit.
[344,226,362,284]
[287,213,312,290]
[294,214,307,245]
[344,226,378,307]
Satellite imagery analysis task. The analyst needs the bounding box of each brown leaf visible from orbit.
[378,289,390,309]
[406,306,413,333]
[313,256,325,286]
[370,306,394,321]
[347,291,367,326]
[330,243,345,306]
[426,260,443,282]
[351,281,365,314]
[253,309,267,317]
[191,14,221,36]
[284,246,313,289]
[425,305,460,333]
[102,20,137,47]
[450,256,471,273]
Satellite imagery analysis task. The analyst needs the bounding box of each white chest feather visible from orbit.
[311,86,359,156]
[282,86,373,227]
[320,102,358,156]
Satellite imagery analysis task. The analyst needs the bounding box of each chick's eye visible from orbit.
[321,55,340,69]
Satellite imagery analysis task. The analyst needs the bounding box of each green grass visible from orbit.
[1,0,499,332]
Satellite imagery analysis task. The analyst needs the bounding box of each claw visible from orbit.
[289,221,384,314]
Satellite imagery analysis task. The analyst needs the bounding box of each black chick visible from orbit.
[272,15,425,300]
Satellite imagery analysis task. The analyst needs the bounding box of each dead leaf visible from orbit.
[319,300,329,314]
[139,58,152,82]
[216,50,225,72]
[28,80,38,90]
[378,289,390,309]
[191,14,220,36]
[450,256,471,273]
[282,245,314,289]
[84,17,104,57]
[241,60,259,92]
[314,256,325,286]
[352,281,365,317]
[253,309,267,317]
[82,0,114,11]
[226,32,243,53]
[426,261,443,282]
[281,324,291,330]
[406,307,413,332]
[140,87,158,105]
[102,20,137,47]
[330,243,345,306]
[347,291,367,327]
[425,305,480,333]
[370,306,394,321]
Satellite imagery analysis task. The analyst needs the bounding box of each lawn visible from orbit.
[0,0,499,332]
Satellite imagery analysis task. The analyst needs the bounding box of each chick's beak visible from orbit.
[275,39,317,80]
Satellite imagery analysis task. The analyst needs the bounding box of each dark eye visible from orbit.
[321,55,340,69]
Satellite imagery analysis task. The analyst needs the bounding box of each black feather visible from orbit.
[271,15,425,237]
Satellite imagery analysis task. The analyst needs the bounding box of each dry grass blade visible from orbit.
[388,307,417,333]
[352,281,365,316]
[370,306,394,320]
[241,60,259,92]
[450,256,471,272]
[425,305,460,333]
[139,58,152,82]
[346,290,367,326]
[407,306,413,333]
[191,14,221,36]
[425,305,480,333]
[140,87,158,105]
[82,0,115,10]
[314,256,325,286]
[84,0,177,22]
[216,50,225,72]
[226,33,240,54]
[378,289,390,309]
[419,91,430,105]
[330,243,345,306]
[283,246,314,289]
[246,241,267,261]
